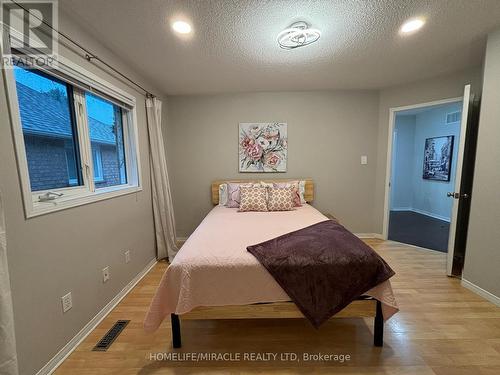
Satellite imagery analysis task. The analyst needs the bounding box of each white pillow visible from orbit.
[218,183,228,206]
[298,180,306,204]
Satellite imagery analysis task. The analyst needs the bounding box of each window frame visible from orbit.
[91,145,104,183]
[2,49,142,218]
[65,142,80,187]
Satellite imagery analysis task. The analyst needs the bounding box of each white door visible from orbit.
[446,85,471,276]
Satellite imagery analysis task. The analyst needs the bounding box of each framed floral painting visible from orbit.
[239,123,287,172]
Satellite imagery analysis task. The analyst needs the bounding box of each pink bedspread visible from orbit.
[144,205,398,332]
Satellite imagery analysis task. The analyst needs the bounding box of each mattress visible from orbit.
[144,204,398,332]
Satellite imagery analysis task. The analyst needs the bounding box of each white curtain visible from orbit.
[146,97,179,260]
[0,191,19,375]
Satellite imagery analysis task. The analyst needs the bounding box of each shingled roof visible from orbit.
[16,82,117,145]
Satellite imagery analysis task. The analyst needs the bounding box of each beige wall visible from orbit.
[463,30,500,299]
[0,10,159,375]
[373,67,484,234]
[165,91,380,237]
[165,68,483,238]
[1,7,495,373]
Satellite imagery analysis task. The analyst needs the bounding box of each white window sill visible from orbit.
[27,184,142,218]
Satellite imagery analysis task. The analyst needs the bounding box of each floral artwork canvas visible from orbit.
[239,123,287,172]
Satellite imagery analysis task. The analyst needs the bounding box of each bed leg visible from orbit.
[374,300,383,347]
[171,314,181,348]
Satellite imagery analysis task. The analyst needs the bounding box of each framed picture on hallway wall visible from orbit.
[239,123,287,172]
[422,135,454,181]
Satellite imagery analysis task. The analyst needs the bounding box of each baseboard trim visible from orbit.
[355,233,384,239]
[390,207,451,222]
[411,208,451,222]
[36,258,157,375]
[461,278,500,307]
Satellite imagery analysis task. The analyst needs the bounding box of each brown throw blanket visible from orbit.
[247,220,395,328]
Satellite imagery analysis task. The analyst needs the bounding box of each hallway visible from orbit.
[389,210,450,252]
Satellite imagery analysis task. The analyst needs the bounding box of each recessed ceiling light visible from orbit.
[400,18,425,34]
[172,20,192,34]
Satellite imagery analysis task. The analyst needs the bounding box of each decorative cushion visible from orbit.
[238,186,268,212]
[259,181,274,188]
[218,183,228,206]
[298,180,307,204]
[226,182,256,208]
[267,187,295,211]
[273,181,302,207]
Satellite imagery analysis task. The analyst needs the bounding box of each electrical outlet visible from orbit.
[61,292,72,313]
[125,250,131,264]
[361,155,368,165]
[102,266,110,283]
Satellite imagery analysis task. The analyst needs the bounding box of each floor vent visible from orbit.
[92,320,130,351]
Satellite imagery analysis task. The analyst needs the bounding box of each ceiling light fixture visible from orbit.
[172,20,192,34]
[400,18,425,34]
[277,21,321,50]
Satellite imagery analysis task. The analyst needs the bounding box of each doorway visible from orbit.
[388,100,462,252]
[382,85,481,276]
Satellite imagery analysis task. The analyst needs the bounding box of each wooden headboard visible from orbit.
[211,179,314,205]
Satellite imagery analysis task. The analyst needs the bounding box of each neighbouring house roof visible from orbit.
[16,82,117,145]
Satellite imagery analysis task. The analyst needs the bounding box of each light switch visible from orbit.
[361,155,368,165]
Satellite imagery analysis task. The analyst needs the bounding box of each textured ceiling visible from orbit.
[59,0,500,95]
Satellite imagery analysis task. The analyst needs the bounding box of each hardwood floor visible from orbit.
[54,239,500,375]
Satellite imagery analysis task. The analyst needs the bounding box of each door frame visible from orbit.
[382,96,463,240]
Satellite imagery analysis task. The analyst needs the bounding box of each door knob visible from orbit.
[447,192,469,199]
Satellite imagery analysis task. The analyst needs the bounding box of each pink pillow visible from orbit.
[225,182,255,208]
[267,187,295,211]
[238,186,268,212]
[273,181,302,207]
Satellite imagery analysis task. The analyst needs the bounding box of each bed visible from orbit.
[144,179,398,348]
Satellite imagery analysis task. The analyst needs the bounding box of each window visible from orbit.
[6,55,141,217]
[14,67,82,191]
[86,93,127,188]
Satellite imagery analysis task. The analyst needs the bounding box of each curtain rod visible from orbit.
[11,0,156,98]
